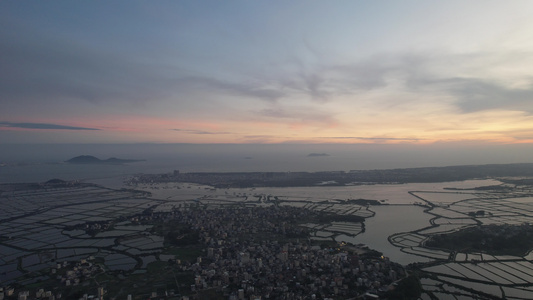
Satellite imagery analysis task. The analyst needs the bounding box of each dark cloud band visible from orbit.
[0,122,100,130]
[173,129,231,135]
[323,136,423,141]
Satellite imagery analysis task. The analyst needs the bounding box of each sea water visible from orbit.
[2,142,533,184]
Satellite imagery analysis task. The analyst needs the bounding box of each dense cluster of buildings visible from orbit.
[189,240,401,299]
[1,259,105,300]
[139,206,405,299]
[57,259,104,288]
[2,205,404,299]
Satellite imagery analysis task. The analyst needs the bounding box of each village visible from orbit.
[130,206,406,299]
[0,183,408,300]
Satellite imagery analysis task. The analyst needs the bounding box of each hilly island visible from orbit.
[65,155,145,165]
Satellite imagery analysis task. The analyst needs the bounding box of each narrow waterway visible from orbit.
[337,205,433,265]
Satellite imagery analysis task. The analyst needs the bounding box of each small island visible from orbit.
[65,155,145,165]
[307,153,330,157]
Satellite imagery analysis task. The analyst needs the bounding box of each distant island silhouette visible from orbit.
[307,153,330,157]
[65,155,145,165]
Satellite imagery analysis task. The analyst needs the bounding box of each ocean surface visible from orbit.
[2,143,533,184]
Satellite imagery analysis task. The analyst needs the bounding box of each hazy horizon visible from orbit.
[2,143,532,173]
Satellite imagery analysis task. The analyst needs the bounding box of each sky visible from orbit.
[2,1,533,145]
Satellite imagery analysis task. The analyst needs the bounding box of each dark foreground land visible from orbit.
[0,181,415,300]
[3,163,533,299]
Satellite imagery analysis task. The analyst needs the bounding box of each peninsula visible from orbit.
[128,163,533,188]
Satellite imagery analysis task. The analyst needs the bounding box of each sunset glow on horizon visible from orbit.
[2,1,533,146]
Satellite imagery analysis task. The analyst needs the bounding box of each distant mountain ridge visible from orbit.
[65,155,144,164]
